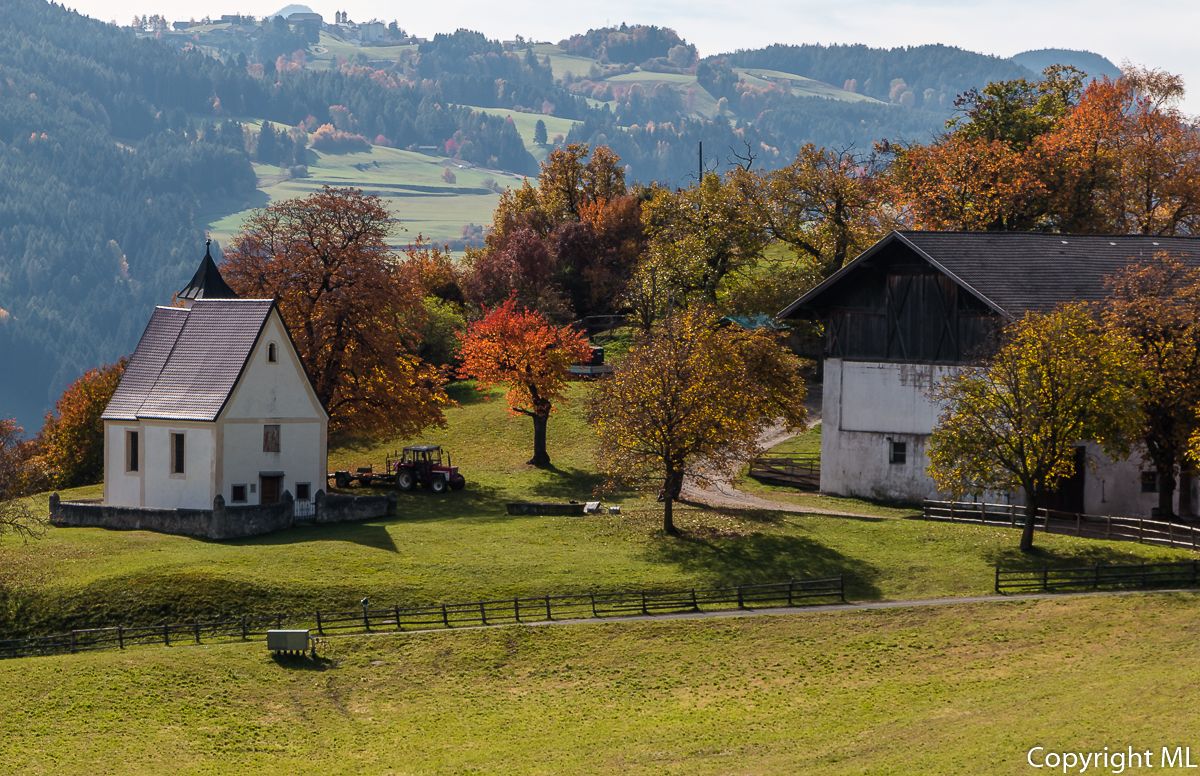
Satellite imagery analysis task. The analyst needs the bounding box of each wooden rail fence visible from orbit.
[996,560,1200,593]
[748,454,820,491]
[924,499,1200,551]
[0,577,844,660]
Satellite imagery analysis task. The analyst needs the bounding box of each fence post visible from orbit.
[994,566,1000,593]
[1010,504,1016,527]
[545,595,551,621]
[840,576,846,602]
[276,614,282,631]
[641,591,648,615]
[1076,513,1081,536]
[1107,515,1112,539]
[1139,519,1144,543]
[1094,563,1100,590]
[1042,566,1049,591]
[1169,521,1174,546]
[394,605,401,631]
[316,610,323,636]
[590,594,597,618]
[950,502,955,522]
[737,586,745,609]
[479,602,487,626]
[117,625,124,650]
[194,620,200,644]
[70,631,77,654]
[1042,509,1050,533]
[164,624,170,647]
[442,604,450,628]
[1142,562,1147,587]
[692,589,699,611]
[981,501,986,523]
[241,615,247,640]
[514,598,520,623]
[787,580,794,606]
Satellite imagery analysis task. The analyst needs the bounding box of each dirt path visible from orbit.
[678,386,878,518]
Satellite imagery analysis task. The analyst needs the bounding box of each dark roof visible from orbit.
[102,299,275,422]
[780,231,1200,320]
[177,242,239,302]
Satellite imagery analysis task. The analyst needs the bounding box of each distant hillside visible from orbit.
[1009,49,1123,81]
[721,43,1035,112]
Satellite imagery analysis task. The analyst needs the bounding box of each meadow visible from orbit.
[2,593,1196,774]
[3,383,1194,641]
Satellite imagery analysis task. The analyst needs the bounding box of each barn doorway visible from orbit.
[1045,446,1086,514]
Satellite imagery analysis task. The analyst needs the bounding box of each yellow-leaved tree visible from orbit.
[588,307,808,534]
[927,303,1141,551]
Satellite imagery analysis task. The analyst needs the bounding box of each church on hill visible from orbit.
[101,243,328,511]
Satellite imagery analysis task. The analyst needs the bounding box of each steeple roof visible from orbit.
[177,240,239,302]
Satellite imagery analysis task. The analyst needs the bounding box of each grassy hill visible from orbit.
[3,593,1199,773]
[3,382,1193,640]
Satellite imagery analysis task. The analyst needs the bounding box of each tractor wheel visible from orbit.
[334,472,350,489]
[450,477,465,491]
[430,477,448,494]
[396,470,415,491]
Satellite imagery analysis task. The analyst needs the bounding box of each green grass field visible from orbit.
[202,145,509,248]
[3,593,1197,774]
[4,383,1195,641]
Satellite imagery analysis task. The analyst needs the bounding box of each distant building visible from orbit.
[781,230,1200,517]
[287,12,323,22]
[172,21,191,30]
[102,245,328,511]
[360,21,385,42]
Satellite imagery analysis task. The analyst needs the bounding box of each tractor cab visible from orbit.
[401,445,443,470]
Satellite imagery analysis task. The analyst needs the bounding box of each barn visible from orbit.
[779,230,1200,517]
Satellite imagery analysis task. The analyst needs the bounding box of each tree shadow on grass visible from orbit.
[229,522,402,553]
[646,525,883,600]
[982,542,1188,570]
[270,653,338,671]
[527,464,609,500]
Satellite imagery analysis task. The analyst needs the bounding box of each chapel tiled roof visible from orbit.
[101,299,274,422]
[781,231,1200,320]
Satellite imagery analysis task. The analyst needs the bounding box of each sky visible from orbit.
[66,0,1200,115]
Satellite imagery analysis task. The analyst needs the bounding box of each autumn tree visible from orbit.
[588,307,808,534]
[1102,255,1200,518]
[458,296,592,466]
[38,359,126,488]
[0,419,47,540]
[221,186,449,436]
[928,304,1140,551]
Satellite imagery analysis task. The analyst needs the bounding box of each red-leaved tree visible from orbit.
[458,297,591,466]
[39,359,127,488]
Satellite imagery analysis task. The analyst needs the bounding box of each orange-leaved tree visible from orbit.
[38,358,126,488]
[221,186,449,436]
[457,296,591,466]
[1,418,47,539]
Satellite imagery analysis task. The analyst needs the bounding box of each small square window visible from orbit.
[889,441,907,465]
[296,482,311,501]
[1141,472,1158,493]
[263,424,280,453]
[171,432,185,475]
[231,484,247,503]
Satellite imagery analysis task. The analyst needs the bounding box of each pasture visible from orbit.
[2,593,1197,774]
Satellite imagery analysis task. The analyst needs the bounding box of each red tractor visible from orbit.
[391,445,465,493]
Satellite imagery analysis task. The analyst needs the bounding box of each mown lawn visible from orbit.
[2,383,1195,638]
[2,593,1196,774]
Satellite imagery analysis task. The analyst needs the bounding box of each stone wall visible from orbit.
[50,489,397,540]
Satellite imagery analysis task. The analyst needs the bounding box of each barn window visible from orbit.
[126,430,139,473]
[231,484,247,503]
[296,482,311,501]
[267,342,278,363]
[170,432,185,475]
[889,440,907,465]
[1141,472,1158,493]
[263,424,281,453]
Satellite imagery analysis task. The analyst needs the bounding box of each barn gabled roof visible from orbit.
[779,231,1200,320]
[102,299,276,422]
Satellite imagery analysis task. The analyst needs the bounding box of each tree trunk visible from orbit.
[663,496,677,535]
[1158,468,1177,520]
[528,414,550,467]
[1180,470,1195,519]
[1020,488,1040,552]
[662,466,683,535]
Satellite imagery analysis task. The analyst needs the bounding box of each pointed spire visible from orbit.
[177,240,239,307]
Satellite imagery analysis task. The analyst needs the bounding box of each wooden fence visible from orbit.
[0,577,844,660]
[748,454,820,491]
[924,499,1200,551]
[996,560,1200,593]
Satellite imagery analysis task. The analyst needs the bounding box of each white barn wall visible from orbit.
[220,420,324,505]
[103,421,142,507]
[820,358,1189,518]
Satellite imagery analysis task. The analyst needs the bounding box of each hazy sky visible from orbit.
[67,0,1200,114]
